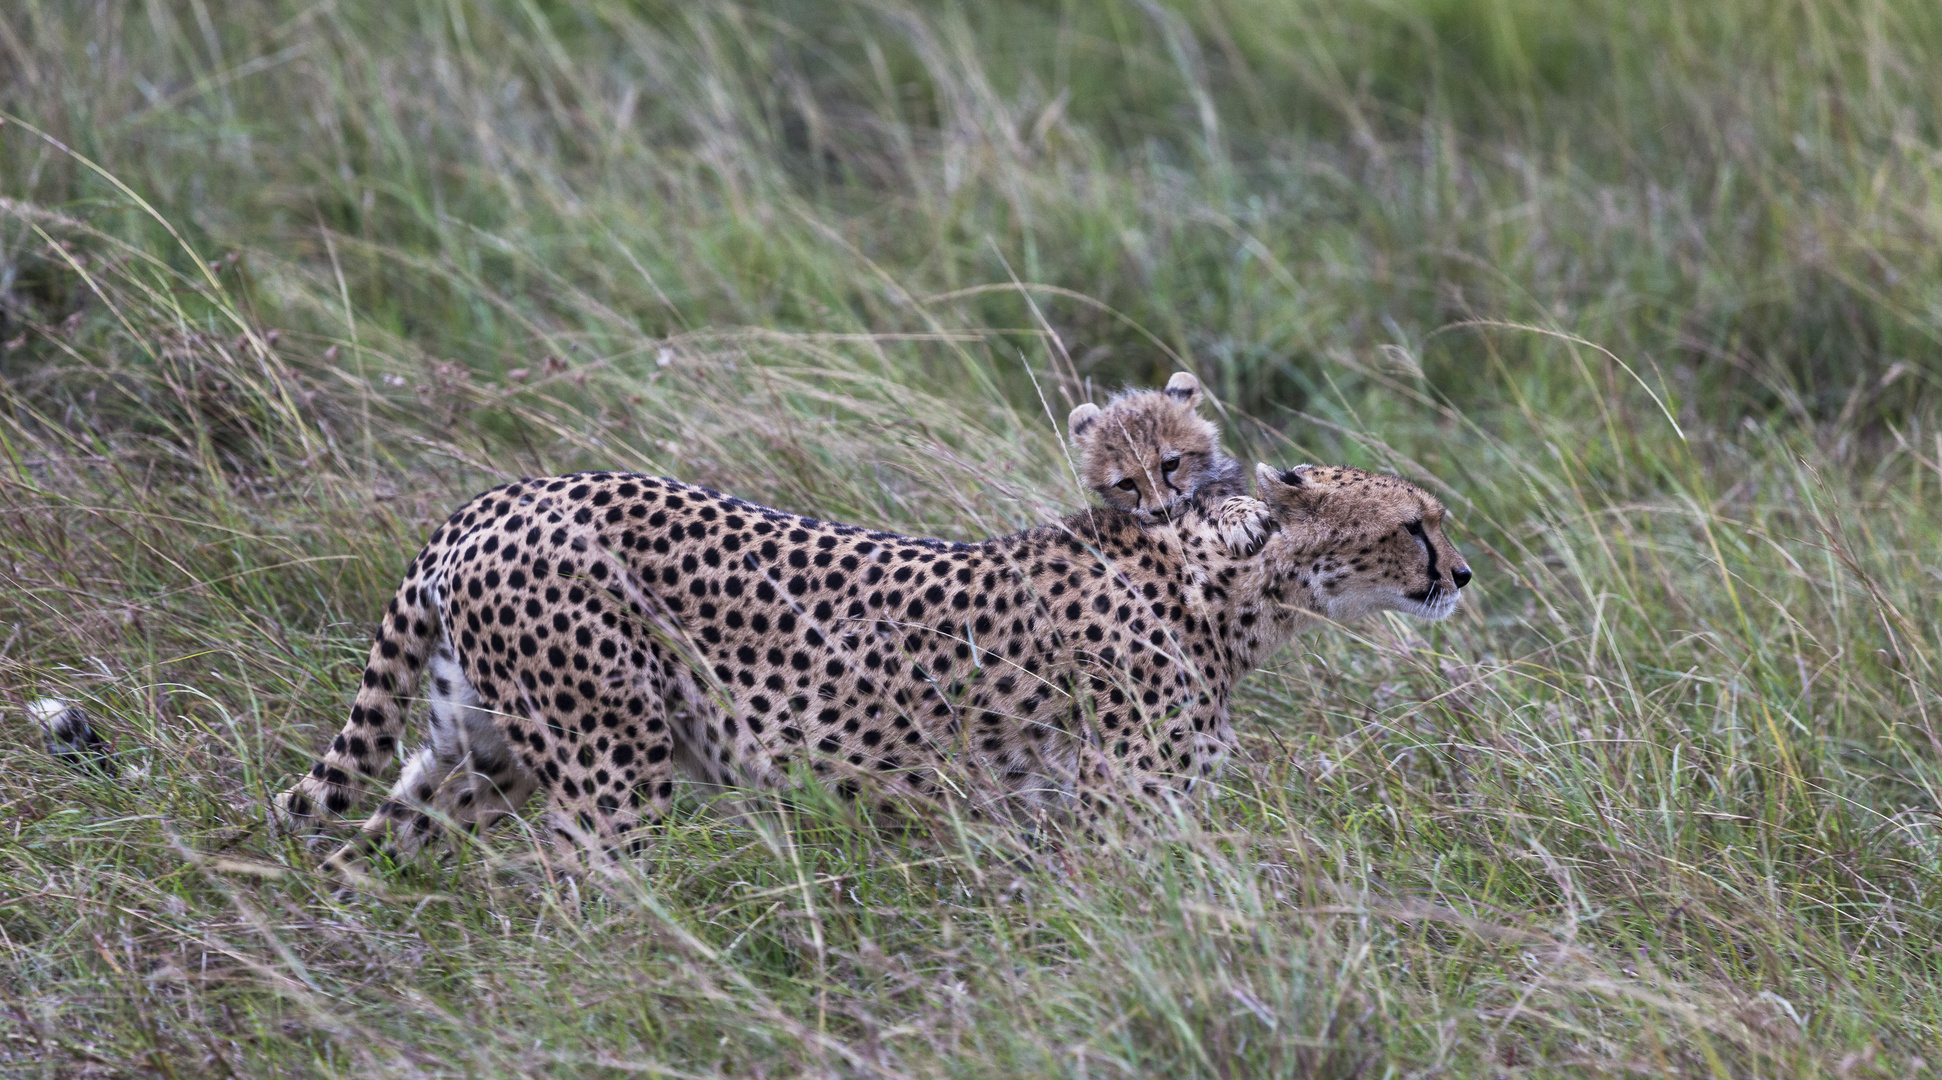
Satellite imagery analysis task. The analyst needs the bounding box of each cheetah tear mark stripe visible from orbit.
[1404,519,1438,604]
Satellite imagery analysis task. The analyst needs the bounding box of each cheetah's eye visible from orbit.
[1116,479,1139,492]
[1160,457,1182,474]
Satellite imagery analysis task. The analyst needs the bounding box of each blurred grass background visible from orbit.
[3,0,1941,1074]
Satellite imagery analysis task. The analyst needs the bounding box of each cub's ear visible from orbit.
[1068,403,1102,444]
[1256,462,1324,513]
[1164,371,1202,407]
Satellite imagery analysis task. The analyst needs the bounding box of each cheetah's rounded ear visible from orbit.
[1257,462,1323,513]
[1164,371,1203,407]
[1068,403,1102,443]
[1256,462,1317,484]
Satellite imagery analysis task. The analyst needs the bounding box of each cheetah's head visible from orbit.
[1252,462,1471,622]
[1068,372,1239,519]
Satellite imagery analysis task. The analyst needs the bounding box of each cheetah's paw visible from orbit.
[1214,496,1273,557]
[268,787,336,842]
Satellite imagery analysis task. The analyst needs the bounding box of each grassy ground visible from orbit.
[3,0,1942,1074]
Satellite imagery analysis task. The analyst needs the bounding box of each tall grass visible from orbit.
[3,0,1940,1074]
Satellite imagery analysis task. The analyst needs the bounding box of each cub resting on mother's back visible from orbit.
[1067,371,1245,521]
[275,462,1469,873]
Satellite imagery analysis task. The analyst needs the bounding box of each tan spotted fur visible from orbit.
[273,455,1468,873]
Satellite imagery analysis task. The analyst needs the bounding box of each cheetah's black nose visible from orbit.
[1451,566,1472,589]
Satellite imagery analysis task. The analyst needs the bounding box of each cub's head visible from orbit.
[1252,462,1471,621]
[1068,372,1242,520]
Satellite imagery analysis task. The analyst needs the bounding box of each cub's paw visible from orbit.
[1214,496,1273,556]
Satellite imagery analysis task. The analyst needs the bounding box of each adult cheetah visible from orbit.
[275,462,1468,871]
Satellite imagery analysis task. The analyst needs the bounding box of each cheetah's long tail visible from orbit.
[273,546,443,825]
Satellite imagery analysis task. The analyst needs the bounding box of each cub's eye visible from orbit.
[1116,479,1140,492]
[1160,457,1182,474]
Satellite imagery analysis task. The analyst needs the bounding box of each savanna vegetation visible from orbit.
[4,0,1942,1074]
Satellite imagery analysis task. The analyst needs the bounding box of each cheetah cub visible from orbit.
[1069,372,1264,554]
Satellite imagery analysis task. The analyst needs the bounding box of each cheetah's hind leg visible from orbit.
[273,567,443,828]
[321,638,537,877]
[540,659,682,865]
